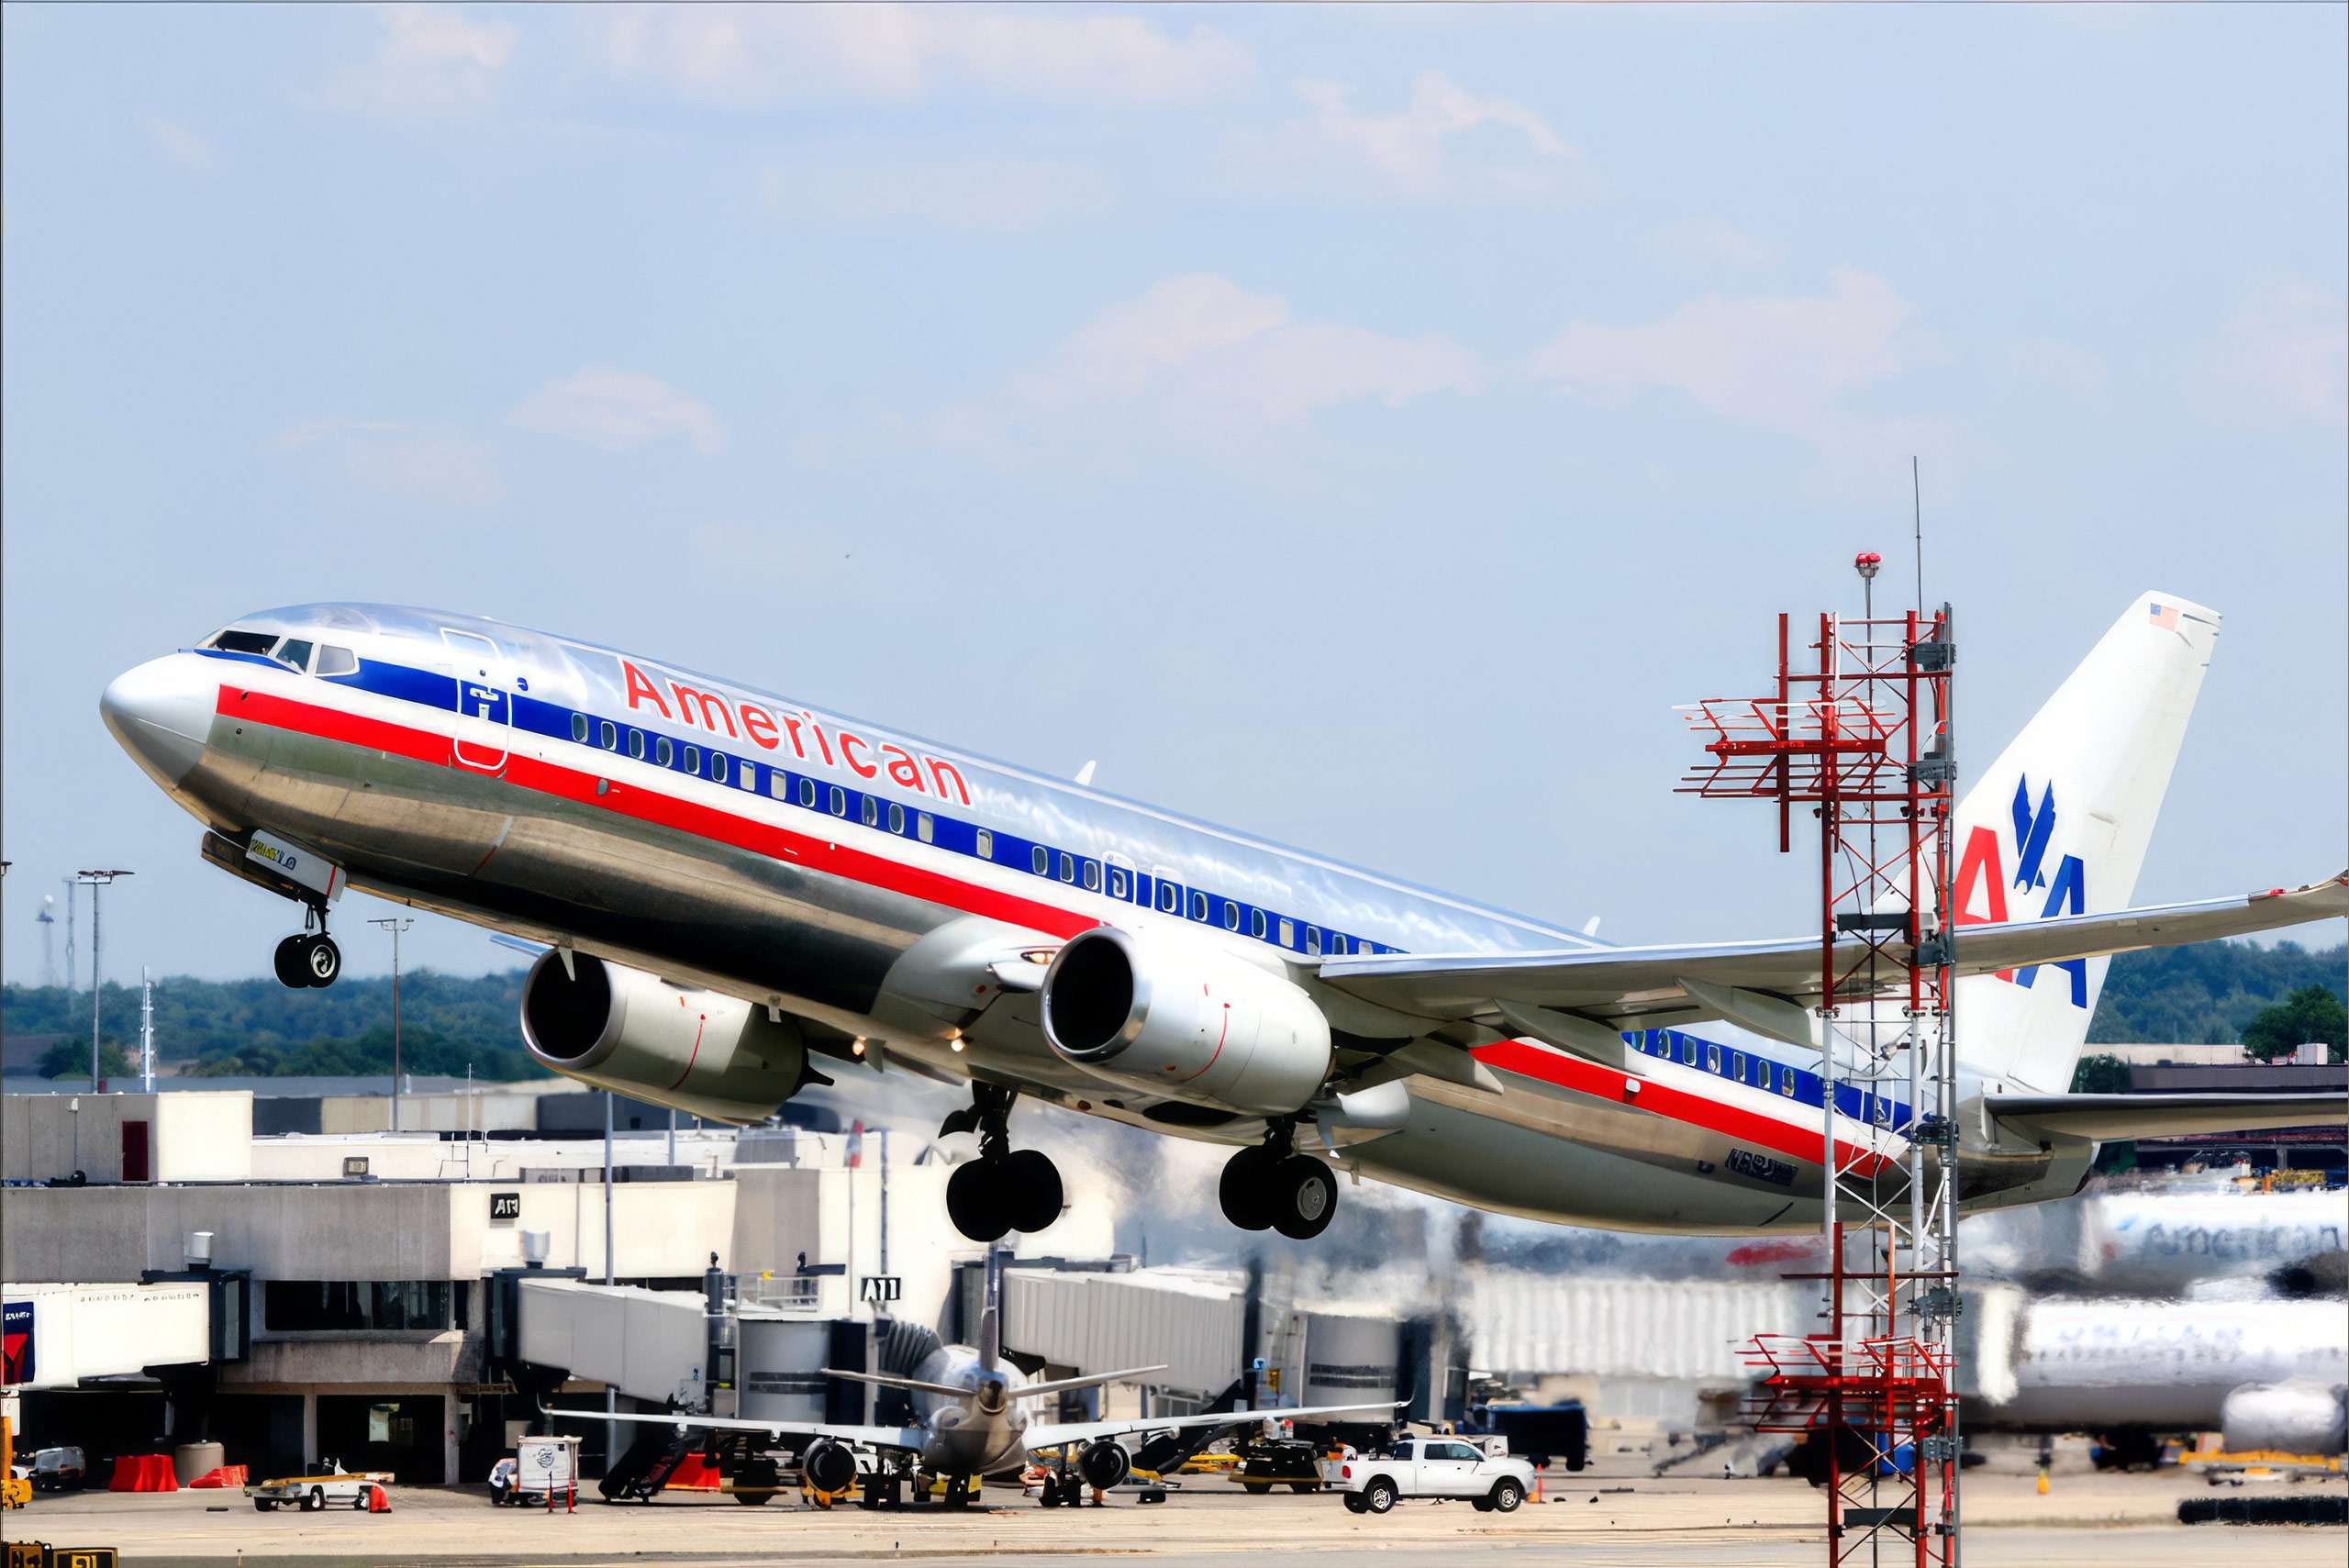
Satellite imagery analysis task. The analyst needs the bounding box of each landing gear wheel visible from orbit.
[1219,1147,1276,1230]
[1003,1149,1063,1233]
[273,935,310,989]
[947,1157,1012,1243]
[1269,1154,1338,1240]
[302,933,341,987]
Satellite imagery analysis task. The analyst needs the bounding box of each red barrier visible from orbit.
[367,1484,391,1513]
[664,1453,721,1490]
[188,1465,250,1489]
[109,1455,181,1493]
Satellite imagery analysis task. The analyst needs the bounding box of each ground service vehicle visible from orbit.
[1331,1438,1535,1515]
[248,1460,392,1511]
[1466,1402,1588,1471]
[28,1448,85,1492]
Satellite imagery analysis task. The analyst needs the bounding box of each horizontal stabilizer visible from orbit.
[1010,1365,1170,1401]
[822,1368,971,1400]
[1987,1092,2346,1141]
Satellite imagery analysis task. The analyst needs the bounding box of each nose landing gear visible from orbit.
[272,908,341,989]
[1218,1121,1338,1240]
[941,1085,1063,1242]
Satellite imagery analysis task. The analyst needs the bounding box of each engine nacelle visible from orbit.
[2221,1384,2348,1457]
[1040,927,1331,1116]
[519,951,808,1126]
[1078,1440,1131,1491]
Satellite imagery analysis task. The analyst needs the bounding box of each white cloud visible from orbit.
[1286,74,1578,195]
[146,117,215,171]
[763,155,1115,232]
[509,368,728,455]
[269,418,500,507]
[324,5,516,114]
[1530,269,1951,471]
[602,5,1249,107]
[2196,278,2348,427]
[941,273,1485,460]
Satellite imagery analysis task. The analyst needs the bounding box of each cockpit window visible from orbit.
[314,645,359,677]
[209,629,278,656]
[272,639,315,673]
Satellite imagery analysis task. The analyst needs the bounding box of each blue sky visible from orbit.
[4,4,2343,990]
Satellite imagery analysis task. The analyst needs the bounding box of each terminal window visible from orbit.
[264,1280,463,1333]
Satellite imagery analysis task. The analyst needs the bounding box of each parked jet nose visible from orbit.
[101,654,214,788]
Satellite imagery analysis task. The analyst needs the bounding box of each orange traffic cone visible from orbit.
[2035,1471,2049,1496]
[368,1484,391,1512]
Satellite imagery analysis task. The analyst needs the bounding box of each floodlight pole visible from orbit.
[370,917,414,1129]
[75,870,133,1086]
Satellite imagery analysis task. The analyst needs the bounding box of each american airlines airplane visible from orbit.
[101,591,2345,1244]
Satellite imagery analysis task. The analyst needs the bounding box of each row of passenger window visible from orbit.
[559,705,1377,959]
[1633,1029,1904,1125]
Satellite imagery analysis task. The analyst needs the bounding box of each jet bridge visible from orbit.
[1,1281,213,1389]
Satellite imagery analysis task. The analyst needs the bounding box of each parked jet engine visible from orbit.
[2221,1384,2348,1457]
[1078,1440,1132,1491]
[519,951,810,1124]
[800,1438,858,1494]
[1040,926,1332,1116]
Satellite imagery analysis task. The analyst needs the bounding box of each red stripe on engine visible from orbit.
[217,684,1102,941]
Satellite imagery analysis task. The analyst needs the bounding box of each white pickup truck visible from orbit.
[1329,1437,1535,1515]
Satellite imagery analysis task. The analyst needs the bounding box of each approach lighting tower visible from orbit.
[1678,554,1961,1566]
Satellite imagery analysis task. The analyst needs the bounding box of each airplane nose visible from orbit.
[101,655,215,788]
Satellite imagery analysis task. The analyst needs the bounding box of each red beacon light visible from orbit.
[1854,550,1883,581]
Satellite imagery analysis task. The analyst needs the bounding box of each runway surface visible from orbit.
[8,1464,2343,1567]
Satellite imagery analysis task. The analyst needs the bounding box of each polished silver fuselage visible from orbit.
[106,602,2066,1234]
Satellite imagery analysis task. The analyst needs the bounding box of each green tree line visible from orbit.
[4,969,540,1082]
[2087,940,2344,1052]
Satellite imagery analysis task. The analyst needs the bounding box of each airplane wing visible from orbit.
[1023,1401,1402,1454]
[1985,1092,2347,1141]
[551,1406,926,1454]
[1316,873,2349,1031]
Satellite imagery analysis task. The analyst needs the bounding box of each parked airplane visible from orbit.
[101,590,2345,1242]
[558,1251,1393,1505]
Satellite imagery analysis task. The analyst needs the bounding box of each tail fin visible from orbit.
[1950,591,2219,1091]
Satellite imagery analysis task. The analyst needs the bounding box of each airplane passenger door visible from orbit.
[442,628,512,773]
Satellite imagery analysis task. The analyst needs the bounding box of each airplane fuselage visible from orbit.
[102,603,2074,1234]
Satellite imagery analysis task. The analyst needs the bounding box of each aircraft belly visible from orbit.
[1350,1077,1820,1233]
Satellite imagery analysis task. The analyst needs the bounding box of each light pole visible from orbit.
[369,917,413,1130]
[75,870,132,1086]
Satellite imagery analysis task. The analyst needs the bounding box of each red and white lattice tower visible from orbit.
[1678,554,1962,1566]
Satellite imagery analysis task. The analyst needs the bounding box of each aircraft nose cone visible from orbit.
[101,655,213,787]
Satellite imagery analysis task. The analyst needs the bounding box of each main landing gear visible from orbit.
[941,1084,1063,1243]
[272,907,340,989]
[1218,1122,1338,1240]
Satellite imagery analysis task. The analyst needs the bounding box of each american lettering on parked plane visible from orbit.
[99,592,2349,1247]
[618,657,970,806]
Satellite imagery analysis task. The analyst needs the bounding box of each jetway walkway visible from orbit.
[513,1278,709,1406]
[2,1281,213,1389]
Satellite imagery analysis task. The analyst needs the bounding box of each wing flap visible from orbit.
[551,1407,926,1452]
[1987,1092,2346,1141]
[1316,873,2349,1026]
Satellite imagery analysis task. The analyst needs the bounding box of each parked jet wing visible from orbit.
[554,1406,928,1454]
[1024,1400,1404,1455]
[1984,1092,2347,1141]
[1314,873,2349,1027]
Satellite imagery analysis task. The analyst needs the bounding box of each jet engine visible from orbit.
[1078,1440,1131,1491]
[1040,927,1331,1116]
[518,951,809,1125]
[2221,1384,2348,1457]
[800,1438,858,1494]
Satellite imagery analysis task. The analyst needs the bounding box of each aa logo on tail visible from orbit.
[1954,774,2087,1006]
